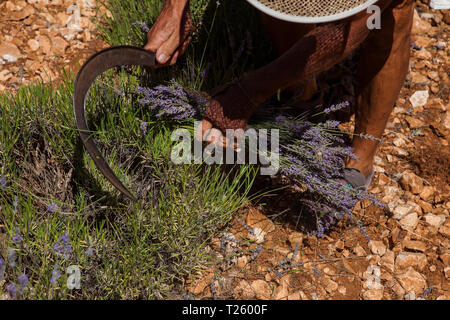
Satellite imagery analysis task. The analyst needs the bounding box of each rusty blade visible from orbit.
[73,46,156,201]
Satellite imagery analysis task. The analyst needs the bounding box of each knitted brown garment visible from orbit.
[204,0,392,132]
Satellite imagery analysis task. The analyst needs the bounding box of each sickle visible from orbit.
[73,46,156,201]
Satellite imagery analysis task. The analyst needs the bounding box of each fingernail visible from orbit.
[157,53,169,64]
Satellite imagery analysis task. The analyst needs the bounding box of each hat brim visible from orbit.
[246,0,380,23]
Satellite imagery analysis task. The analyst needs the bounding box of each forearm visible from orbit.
[243,20,368,103]
[163,0,189,15]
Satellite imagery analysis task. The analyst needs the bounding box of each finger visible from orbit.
[144,27,169,52]
[195,119,211,142]
[155,33,182,64]
[152,52,179,69]
[203,128,227,149]
[166,35,192,66]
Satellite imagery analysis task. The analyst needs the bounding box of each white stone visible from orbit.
[396,267,427,294]
[445,112,450,130]
[409,90,429,108]
[251,227,266,244]
[0,43,22,63]
[396,252,427,271]
[27,39,39,51]
[368,240,387,256]
[399,212,419,231]
[424,214,446,228]
[393,204,414,220]
[363,289,384,300]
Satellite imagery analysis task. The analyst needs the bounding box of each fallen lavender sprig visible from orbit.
[237,217,255,236]
[131,21,150,33]
[410,42,422,50]
[248,245,262,261]
[324,101,350,114]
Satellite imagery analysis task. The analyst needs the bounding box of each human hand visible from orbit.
[196,81,260,149]
[144,0,193,67]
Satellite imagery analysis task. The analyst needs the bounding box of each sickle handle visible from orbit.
[73,46,156,201]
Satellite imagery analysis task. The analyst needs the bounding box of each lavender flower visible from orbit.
[359,133,383,143]
[7,283,16,299]
[435,43,444,50]
[47,202,58,213]
[7,247,17,268]
[249,246,262,261]
[201,62,212,78]
[84,247,95,257]
[0,175,6,190]
[18,273,28,287]
[234,40,245,62]
[245,30,253,54]
[357,221,371,242]
[139,121,148,135]
[50,264,61,286]
[420,286,434,299]
[324,101,350,114]
[0,258,5,280]
[53,233,72,259]
[410,42,421,50]
[131,21,150,33]
[12,227,23,244]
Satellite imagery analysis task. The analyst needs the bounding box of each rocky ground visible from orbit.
[0,0,448,300]
[0,0,107,92]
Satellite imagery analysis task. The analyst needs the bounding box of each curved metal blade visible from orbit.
[73,46,156,201]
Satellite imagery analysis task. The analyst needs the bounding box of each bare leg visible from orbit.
[346,0,414,176]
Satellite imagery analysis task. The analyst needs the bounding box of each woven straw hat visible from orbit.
[246,0,379,23]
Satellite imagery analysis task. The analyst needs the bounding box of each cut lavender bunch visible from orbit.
[255,107,383,237]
